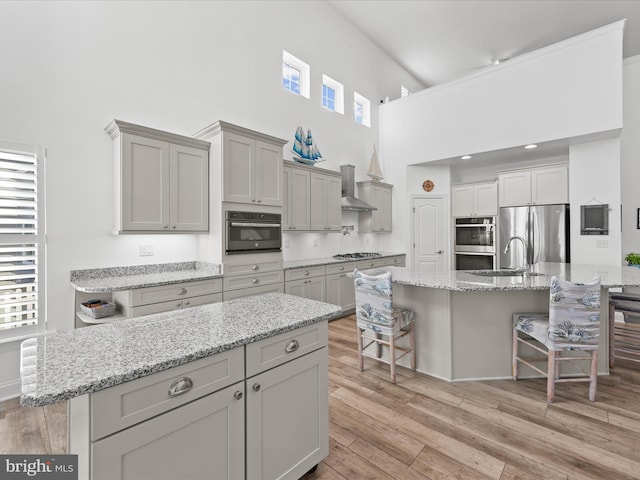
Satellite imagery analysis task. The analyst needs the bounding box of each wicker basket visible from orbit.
[80,300,117,319]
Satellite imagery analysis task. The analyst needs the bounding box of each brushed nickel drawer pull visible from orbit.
[177,287,187,295]
[234,390,243,400]
[252,383,261,392]
[252,265,259,271]
[252,278,259,284]
[285,339,299,353]
[168,377,193,397]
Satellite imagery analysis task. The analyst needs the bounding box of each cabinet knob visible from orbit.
[252,199,256,202]
[177,288,187,295]
[233,390,243,400]
[252,278,259,284]
[171,225,176,229]
[340,266,344,271]
[168,377,193,397]
[304,271,309,276]
[176,302,182,307]
[257,200,262,203]
[163,225,168,229]
[184,301,190,306]
[252,265,259,271]
[285,339,299,353]
[252,383,261,392]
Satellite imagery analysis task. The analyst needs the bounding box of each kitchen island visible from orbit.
[21,293,341,480]
[373,263,640,382]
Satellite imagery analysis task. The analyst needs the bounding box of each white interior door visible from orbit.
[412,196,448,274]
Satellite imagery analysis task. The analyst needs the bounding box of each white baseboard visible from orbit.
[0,379,20,402]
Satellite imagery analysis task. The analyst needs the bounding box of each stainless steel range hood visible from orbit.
[340,164,377,212]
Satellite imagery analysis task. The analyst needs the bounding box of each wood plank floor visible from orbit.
[3,314,640,479]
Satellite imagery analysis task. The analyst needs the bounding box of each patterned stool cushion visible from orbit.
[354,269,415,335]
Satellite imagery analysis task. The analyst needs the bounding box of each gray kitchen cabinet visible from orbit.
[356,257,389,270]
[105,120,210,234]
[283,164,311,231]
[451,181,497,217]
[245,323,329,480]
[325,262,356,315]
[222,259,284,301]
[499,164,568,206]
[385,255,406,267]
[285,266,326,302]
[283,161,342,232]
[357,180,393,232]
[194,121,287,207]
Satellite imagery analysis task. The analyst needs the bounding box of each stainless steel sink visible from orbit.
[469,270,546,277]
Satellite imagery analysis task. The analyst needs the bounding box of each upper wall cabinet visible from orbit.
[282,161,341,232]
[499,165,568,207]
[194,121,287,207]
[106,120,210,234]
[451,181,497,217]
[357,181,393,233]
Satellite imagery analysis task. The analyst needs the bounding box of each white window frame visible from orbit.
[0,141,46,342]
[282,50,310,99]
[321,74,344,114]
[353,91,371,127]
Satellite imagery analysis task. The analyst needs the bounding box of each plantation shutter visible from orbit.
[0,147,41,331]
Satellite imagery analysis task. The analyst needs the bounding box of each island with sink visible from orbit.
[373,263,640,382]
[21,293,341,480]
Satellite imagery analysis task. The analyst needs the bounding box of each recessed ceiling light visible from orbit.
[524,144,538,149]
[461,155,472,160]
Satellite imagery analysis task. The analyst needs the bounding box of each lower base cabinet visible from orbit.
[325,272,355,314]
[92,383,245,480]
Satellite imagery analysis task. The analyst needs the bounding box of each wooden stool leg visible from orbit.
[547,350,556,403]
[512,325,518,380]
[410,323,416,371]
[609,302,616,369]
[357,326,364,372]
[376,333,382,358]
[589,350,598,402]
[389,333,396,384]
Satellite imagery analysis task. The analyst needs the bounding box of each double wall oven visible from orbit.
[454,216,496,270]
[226,211,282,254]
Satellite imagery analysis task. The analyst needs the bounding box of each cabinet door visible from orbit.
[305,276,326,302]
[223,132,254,204]
[499,171,532,207]
[121,134,170,231]
[289,169,311,231]
[285,278,307,298]
[310,173,327,231]
[451,185,475,217]
[255,140,282,206]
[326,273,354,313]
[246,347,328,480]
[92,384,245,480]
[474,182,498,216]
[282,167,291,230]
[531,165,568,205]
[325,174,342,231]
[378,185,392,232]
[169,144,209,231]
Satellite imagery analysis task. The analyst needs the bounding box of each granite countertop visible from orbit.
[377,263,640,291]
[71,261,222,293]
[21,293,341,407]
[283,252,404,270]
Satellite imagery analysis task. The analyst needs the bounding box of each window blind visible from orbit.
[0,148,39,330]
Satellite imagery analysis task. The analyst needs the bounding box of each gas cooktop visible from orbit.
[332,252,381,259]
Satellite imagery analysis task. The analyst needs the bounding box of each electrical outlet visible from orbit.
[595,239,608,248]
[139,244,154,256]
[284,239,290,248]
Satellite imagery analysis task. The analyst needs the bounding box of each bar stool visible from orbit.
[609,292,640,368]
[354,269,416,383]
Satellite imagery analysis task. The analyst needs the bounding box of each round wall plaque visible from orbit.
[422,180,434,192]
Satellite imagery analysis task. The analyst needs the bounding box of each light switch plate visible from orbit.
[595,239,608,248]
[139,244,154,256]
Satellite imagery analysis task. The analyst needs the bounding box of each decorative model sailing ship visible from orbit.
[292,126,324,165]
[367,144,384,180]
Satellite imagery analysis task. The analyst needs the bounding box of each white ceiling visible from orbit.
[329,0,640,88]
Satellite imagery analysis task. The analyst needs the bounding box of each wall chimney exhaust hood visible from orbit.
[340,164,377,212]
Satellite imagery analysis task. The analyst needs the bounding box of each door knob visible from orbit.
[436,250,444,254]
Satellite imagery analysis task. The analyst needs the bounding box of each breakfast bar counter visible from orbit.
[375,263,640,381]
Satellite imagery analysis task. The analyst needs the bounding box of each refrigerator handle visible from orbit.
[530,207,538,265]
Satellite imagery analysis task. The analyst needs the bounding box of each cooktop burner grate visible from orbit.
[332,252,382,259]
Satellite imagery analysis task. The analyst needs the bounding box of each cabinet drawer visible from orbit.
[183,293,223,309]
[222,283,284,301]
[130,279,222,306]
[325,261,356,275]
[223,270,283,291]
[385,255,406,267]
[356,258,388,270]
[223,260,283,277]
[284,265,326,281]
[91,348,244,441]
[246,321,328,377]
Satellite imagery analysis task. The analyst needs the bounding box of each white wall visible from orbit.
[569,138,622,264]
[0,0,422,399]
[621,55,640,260]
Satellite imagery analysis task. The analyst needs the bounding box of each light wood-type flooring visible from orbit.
[3,314,640,479]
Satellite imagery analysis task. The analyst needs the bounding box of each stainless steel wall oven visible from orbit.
[226,211,281,254]
[454,216,496,270]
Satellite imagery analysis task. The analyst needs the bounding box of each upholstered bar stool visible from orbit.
[354,269,416,383]
[513,276,601,402]
[609,292,640,368]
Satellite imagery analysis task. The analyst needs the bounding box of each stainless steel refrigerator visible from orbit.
[499,204,570,269]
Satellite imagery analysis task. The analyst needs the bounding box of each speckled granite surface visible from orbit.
[21,293,340,407]
[71,261,222,292]
[370,263,640,291]
[283,252,404,270]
